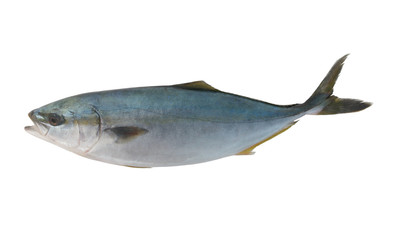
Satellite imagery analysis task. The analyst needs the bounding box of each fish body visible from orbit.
[26,55,371,167]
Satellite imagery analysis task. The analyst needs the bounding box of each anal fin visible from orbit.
[236,121,297,155]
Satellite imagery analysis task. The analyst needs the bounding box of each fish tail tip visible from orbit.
[303,54,372,115]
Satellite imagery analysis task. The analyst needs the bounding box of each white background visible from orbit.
[0,1,394,239]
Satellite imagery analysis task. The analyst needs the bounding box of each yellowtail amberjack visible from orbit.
[26,55,371,167]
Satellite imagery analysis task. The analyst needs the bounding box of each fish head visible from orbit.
[25,97,101,154]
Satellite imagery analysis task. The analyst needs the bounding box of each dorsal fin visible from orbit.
[173,81,220,92]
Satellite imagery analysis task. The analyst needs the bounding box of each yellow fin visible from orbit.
[126,165,151,168]
[173,81,219,92]
[236,121,297,155]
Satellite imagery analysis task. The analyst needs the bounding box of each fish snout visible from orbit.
[28,110,35,120]
[26,109,49,136]
[28,109,46,123]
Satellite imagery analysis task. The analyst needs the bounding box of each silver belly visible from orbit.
[85,110,300,167]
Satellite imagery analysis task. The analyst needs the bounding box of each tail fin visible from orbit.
[303,54,372,115]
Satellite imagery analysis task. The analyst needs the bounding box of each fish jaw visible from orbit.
[25,125,48,142]
[26,110,50,137]
[25,110,52,143]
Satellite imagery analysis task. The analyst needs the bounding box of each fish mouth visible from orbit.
[25,110,49,137]
[25,125,43,138]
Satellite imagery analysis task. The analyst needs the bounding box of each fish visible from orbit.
[25,55,371,167]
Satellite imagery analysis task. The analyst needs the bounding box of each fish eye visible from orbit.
[48,113,65,126]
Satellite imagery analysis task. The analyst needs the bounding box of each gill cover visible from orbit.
[74,107,102,152]
[27,102,102,154]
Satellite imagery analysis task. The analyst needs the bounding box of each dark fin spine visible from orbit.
[304,54,372,115]
[172,81,220,92]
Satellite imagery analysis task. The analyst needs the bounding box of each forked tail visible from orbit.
[303,54,371,115]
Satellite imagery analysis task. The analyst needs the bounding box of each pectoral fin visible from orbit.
[236,122,297,155]
[105,126,148,143]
